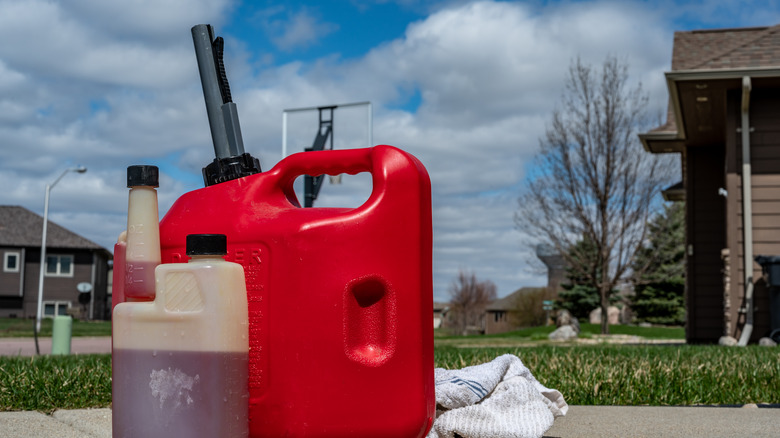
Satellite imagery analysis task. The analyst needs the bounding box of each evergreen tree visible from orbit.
[558,236,602,319]
[631,202,685,325]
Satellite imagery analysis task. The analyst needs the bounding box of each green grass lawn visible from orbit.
[0,318,111,338]
[0,354,112,413]
[1,342,777,412]
[436,345,780,406]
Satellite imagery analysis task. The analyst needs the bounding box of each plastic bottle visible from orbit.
[112,234,249,438]
[124,165,161,300]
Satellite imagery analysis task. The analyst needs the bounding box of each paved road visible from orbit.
[0,337,111,356]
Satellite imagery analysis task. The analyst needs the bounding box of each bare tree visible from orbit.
[448,270,497,335]
[516,56,674,334]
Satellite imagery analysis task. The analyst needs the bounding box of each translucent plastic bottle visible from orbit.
[124,165,161,300]
[112,234,249,438]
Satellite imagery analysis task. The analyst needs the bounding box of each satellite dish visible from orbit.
[77,282,93,293]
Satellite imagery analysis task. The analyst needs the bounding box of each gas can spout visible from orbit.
[192,24,262,186]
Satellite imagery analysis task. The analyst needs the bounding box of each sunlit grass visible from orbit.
[435,345,780,405]
[0,354,112,413]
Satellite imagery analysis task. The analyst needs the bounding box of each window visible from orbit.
[45,255,74,277]
[3,252,20,273]
[43,301,71,317]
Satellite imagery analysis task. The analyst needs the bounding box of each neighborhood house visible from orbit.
[0,206,112,321]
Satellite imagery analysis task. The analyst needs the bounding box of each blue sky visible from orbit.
[0,0,778,301]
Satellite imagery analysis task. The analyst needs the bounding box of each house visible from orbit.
[484,287,546,335]
[432,301,449,329]
[639,24,780,343]
[0,206,112,321]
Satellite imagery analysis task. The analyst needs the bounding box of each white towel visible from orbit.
[427,354,567,438]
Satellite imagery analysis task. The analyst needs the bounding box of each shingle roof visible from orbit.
[672,26,780,71]
[0,205,106,251]
[433,302,450,311]
[653,24,780,134]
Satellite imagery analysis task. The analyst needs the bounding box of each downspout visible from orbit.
[738,76,754,346]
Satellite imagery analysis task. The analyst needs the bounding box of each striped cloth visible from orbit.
[427,354,567,438]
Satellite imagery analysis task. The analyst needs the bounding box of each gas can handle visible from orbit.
[270,145,429,210]
[275,147,374,203]
[278,147,374,181]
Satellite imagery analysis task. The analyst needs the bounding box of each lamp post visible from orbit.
[35,166,87,342]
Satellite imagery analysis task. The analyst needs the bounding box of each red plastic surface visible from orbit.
[159,145,435,437]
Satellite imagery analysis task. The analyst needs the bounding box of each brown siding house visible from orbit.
[640,24,780,344]
[0,206,112,321]
[484,287,544,335]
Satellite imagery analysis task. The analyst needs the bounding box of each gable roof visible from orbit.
[0,205,107,252]
[486,287,545,311]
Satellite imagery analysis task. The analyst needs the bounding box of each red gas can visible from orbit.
[158,145,435,437]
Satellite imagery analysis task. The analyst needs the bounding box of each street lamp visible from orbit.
[35,166,87,342]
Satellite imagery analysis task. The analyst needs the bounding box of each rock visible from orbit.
[549,325,578,341]
[639,322,652,328]
[589,308,600,324]
[742,403,758,409]
[556,309,573,327]
[759,337,777,347]
[608,307,620,325]
[570,317,580,334]
[589,306,621,325]
[719,336,738,346]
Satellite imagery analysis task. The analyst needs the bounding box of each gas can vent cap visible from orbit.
[187,234,227,256]
[127,165,159,188]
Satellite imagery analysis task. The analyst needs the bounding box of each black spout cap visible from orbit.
[186,234,228,256]
[127,165,159,188]
[202,153,261,186]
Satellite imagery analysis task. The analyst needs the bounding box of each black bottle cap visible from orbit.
[127,165,159,188]
[186,234,228,256]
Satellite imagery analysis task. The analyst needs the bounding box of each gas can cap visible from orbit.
[187,234,228,256]
[127,165,159,188]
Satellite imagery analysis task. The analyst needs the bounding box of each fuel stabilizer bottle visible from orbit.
[124,165,161,301]
[112,234,249,438]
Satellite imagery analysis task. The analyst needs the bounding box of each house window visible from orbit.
[45,255,74,277]
[3,252,20,273]
[494,311,506,322]
[43,301,71,317]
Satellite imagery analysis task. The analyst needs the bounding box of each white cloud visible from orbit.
[0,1,196,88]
[254,6,339,52]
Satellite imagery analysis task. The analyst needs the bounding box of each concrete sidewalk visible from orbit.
[545,405,780,437]
[1,405,777,438]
